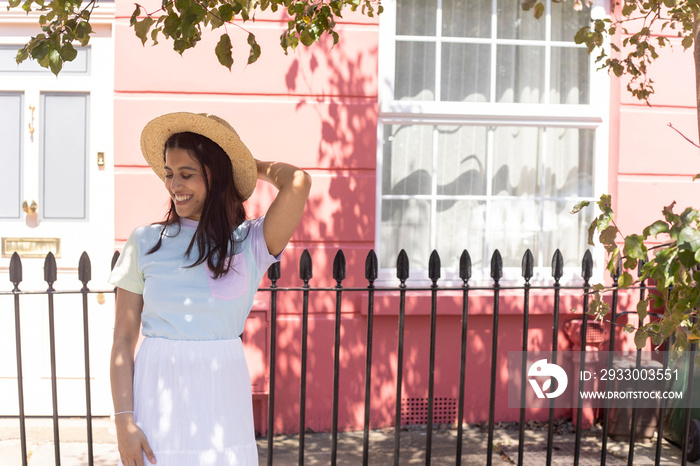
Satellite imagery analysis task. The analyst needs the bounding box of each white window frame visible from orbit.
[376,0,611,286]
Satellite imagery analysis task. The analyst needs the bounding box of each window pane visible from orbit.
[550,47,590,104]
[436,199,486,270]
[395,42,436,101]
[383,125,433,195]
[551,2,591,42]
[0,93,22,219]
[488,199,542,268]
[496,45,545,103]
[397,0,437,36]
[442,0,491,38]
[497,0,545,40]
[542,200,594,268]
[381,199,431,269]
[436,126,487,195]
[42,93,88,219]
[545,128,594,197]
[441,44,491,102]
[492,127,541,196]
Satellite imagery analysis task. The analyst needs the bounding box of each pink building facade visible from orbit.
[1,0,697,435]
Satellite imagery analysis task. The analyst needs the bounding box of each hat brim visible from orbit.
[140,112,257,200]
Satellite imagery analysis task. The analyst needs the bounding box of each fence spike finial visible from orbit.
[365,250,378,284]
[582,250,593,282]
[267,261,281,282]
[111,251,120,271]
[521,249,534,282]
[44,252,57,285]
[490,250,503,283]
[9,252,22,286]
[459,250,471,282]
[396,250,409,283]
[333,250,346,284]
[299,249,312,283]
[428,250,440,284]
[78,251,91,284]
[551,249,564,281]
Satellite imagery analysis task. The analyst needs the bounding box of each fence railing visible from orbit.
[1,247,697,466]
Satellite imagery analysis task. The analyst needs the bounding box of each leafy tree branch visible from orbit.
[8,0,384,74]
[573,197,700,352]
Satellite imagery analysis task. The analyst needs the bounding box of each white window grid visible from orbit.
[376,0,611,286]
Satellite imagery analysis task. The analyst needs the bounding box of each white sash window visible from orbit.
[378,0,609,282]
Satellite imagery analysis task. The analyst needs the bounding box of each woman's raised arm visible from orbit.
[256,161,312,257]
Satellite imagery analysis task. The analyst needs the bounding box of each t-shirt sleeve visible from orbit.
[108,230,144,294]
[249,216,283,272]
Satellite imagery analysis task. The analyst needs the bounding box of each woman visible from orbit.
[109,112,311,466]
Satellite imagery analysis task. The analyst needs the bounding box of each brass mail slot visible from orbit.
[2,237,61,258]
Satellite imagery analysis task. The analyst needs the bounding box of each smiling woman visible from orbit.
[108,112,311,466]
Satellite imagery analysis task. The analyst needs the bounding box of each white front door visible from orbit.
[0,35,115,416]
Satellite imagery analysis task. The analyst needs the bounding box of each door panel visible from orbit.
[41,93,89,220]
[0,93,23,219]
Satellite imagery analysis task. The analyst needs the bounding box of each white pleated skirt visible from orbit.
[125,337,258,466]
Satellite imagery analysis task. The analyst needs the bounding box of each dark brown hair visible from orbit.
[147,131,248,278]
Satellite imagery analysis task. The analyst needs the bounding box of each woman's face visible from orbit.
[164,147,209,221]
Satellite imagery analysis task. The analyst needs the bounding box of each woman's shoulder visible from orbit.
[129,223,165,243]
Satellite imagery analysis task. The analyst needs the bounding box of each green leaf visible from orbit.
[571,200,590,214]
[48,48,62,76]
[299,27,314,46]
[634,329,648,350]
[679,226,700,251]
[219,4,233,22]
[59,42,77,61]
[682,34,693,50]
[600,225,619,252]
[134,17,155,46]
[247,33,261,64]
[643,220,669,238]
[533,2,545,19]
[215,33,233,70]
[618,271,633,288]
[624,234,646,260]
[130,5,141,27]
[637,298,648,321]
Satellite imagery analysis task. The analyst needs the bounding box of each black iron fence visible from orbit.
[0,248,697,466]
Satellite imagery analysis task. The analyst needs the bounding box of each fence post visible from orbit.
[362,250,378,466]
[78,251,94,466]
[517,249,534,466]
[44,252,61,465]
[601,259,621,465]
[10,252,28,466]
[266,261,280,466]
[545,249,564,466]
[331,250,346,465]
[393,250,409,466]
[486,250,502,466]
[574,250,593,466]
[298,249,312,466]
[455,250,471,466]
[425,250,440,465]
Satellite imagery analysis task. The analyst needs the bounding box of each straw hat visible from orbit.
[140,112,257,200]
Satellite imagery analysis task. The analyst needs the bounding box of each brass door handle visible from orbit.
[22,200,37,214]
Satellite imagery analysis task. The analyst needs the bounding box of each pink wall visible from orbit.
[611,32,699,242]
[112,3,692,436]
